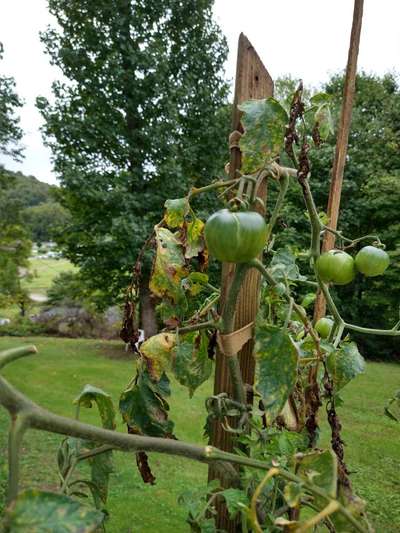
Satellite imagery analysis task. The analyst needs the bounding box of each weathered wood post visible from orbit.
[208,33,273,532]
[313,0,364,321]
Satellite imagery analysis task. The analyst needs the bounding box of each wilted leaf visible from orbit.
[172,331,212,397]
[140,332,176,381]
[238,98,288,170]
[149,227,188,308]
[74,384,116,430]
[296,449,337,507]
[255,324,299,424]
[164,198,189,228]
[327,342,365,392]
[3,489,103,532]
[119,368,174,438]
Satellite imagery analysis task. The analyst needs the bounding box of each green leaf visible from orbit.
[172,331,212,397]
[270,248,306,282]
[3,489,103,532]
[384,390,400,422]
[184,217,206,259]
[220,488,249,519]
[140,332,176,381]
[149,227,188,308]
[74,384,116,430]
[164,198,190,228]
[301,292,316,308]
[119,368,174,438]
[310,93,332,105]
[283,482,303,508]
[182,271,209,296]
[238,97,288,170]
[255,324,299,424]
[296,449,337,505]
[327,342,365,392]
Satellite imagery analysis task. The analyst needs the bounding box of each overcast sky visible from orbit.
[0,0,399,184]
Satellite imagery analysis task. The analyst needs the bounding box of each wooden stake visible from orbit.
[314,0,364,321]
[208,33,273,532]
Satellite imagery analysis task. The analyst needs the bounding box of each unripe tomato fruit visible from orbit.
[355,246,390,277]
[204,209,267,263]
[315,317,334,339]
[316,250,355,285]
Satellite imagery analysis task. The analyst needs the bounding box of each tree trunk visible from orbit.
[139,275,158,339]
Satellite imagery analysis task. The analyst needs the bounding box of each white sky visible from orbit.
[0,0,399,184]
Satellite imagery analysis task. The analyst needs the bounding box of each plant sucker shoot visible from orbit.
[1,84,399,532]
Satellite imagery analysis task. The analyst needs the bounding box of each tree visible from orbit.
[37,0,229,332]
[0,47,30,315]
[0,43,23,161]
[21,201,70,244]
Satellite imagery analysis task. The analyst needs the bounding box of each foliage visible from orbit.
[46,271,109,312]
[0,43,23,161]
[37,0,230,306]
[1,80,398,533]
[21,201,70,244]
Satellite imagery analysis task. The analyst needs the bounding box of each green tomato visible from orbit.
[315,317,334,339]
[355,246,390,277]
[204,209,267,263]
[316,250,355,285]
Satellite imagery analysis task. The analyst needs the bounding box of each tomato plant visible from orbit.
[355,245,390,277]
[316,249,356,285]
[1,84,399,533]
[204,209,267,263]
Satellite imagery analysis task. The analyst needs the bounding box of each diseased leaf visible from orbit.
[181,271,209,296]
[140,332,176,381]
[185,217,206,259]
[238,97,288,170]
[172,331,212,397]
[149,227,188,308]
[3,489,103,532]
[74,384,116,430]
[327,342,365,392]
[255,324,299,424]
[164,197,189,228]
[296,449,337,505]
[119,368,174,438]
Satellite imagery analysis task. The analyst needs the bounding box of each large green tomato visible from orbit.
[355,246,390,277]
[315,317,334,339]
[204,209,267,263]
[316,250,355,285]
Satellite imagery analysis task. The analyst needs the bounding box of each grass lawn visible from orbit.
[0,336,399,532]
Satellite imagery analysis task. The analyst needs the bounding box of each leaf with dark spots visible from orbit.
[327,341,365,392]
[119,368,174,438]
[255,324,299,424]
[164,197,190,228]
[140,332,176,381]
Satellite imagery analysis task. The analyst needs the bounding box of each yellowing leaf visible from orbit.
[141,332,176,380]
[164,198,189,228]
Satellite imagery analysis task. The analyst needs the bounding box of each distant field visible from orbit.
[0,336,399,532]
[23,257,77,297]
[0,257,76,321]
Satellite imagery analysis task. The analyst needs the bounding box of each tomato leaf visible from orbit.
[172,331,212,397]
[270,248,306,282]
[238,97,288,170]
[296,449,337,507]
[140,332,176,381]
[164,197,189,228]
[184,217,206,260]
[119,368,174,438]
[3,489,103,532]
[220,488,249,519]
[149,227,188,307]
[255,324,299,423]
[74,384,116,430]
[327,342,365,392]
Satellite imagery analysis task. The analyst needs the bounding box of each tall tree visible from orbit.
[0,45,30,314]
[37,0,229,333]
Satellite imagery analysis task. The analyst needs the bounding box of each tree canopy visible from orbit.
[37,0,229,307]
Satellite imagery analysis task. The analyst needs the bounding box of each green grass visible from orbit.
[0,336,399,532]
[23,258,77,297]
